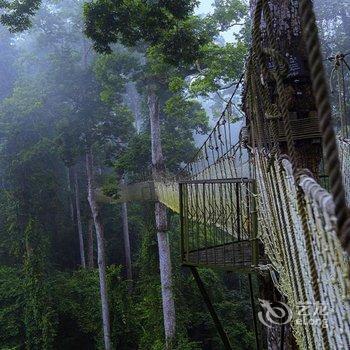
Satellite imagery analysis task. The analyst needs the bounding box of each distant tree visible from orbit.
[83,3,212,346]
[0,0,41,31]
[84,0,209,65]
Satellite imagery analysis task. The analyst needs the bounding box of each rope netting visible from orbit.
[238,0,350,348]
[255,152,350,349]
[177,75,251,181]
[161,2,350,347]
[179,178,261,270]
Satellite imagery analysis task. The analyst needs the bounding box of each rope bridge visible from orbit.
[175,0,350,348]
[255,152,350,349]
[96,0,350,348]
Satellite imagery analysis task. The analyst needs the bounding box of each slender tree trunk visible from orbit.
[120,177,133,286]
[148,84,176,347]
[87,218,94,269]
[125,82,142,132]
[73,165,86,268]
[67,166,75,223]
[85,148,111,350]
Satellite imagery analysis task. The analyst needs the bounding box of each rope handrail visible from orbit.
[177,72,245,179]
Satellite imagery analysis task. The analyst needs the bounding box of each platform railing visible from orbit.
[179,178,264,271]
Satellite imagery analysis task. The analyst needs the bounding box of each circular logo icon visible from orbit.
[258,299,293,327]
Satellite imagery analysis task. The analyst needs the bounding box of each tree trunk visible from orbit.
[120,178,133,285]
[148,84,176,347]
[87,218,94,269]
[249,1,311,349]
[249,0,322,176]
[125,82,142,132]
[67,166,75,223]
[85,148,111,350]
[73,165,86,268]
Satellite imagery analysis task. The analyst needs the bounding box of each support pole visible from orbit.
[248,273,261,350]
[189,266,232,350]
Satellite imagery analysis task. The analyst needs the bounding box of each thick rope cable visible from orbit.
[299,0,350,252]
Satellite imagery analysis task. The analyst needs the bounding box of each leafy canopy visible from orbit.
[83,0,210,65]
[0,0,41,31]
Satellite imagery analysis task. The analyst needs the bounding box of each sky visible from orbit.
[196,0,214,16]
[195,0,236,43]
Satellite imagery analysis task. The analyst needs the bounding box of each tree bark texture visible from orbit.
[73,166,86,268]
[67,166,75,223]
[148,85,176,347]
[121,186,133,283]
[87,218,94,269]
[249,2,307,349]
[249,0,322,176]
[86,148,111,350]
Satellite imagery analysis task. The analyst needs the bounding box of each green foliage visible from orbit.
[114,132,151,175]
[23,219,56,350]
[0,267,24,349]
[83,0,209,65]
[53,269,102,343]
[162,94,209,171]
[107,265,138,349]
[209,0,248,32]
[127,217,256,350]
[94,49,139,105]
[154,15,211,66]
[115,90,209,175]
[53,266,139,349]
[191,41,247,96]
[0,0,258,348]
[0,0,41,32]
[101,174,120,199]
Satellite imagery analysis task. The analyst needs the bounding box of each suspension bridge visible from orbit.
[98,1,350,348]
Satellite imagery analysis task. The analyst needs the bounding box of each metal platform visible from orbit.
[180,178,267,272]
[183,240,267,272]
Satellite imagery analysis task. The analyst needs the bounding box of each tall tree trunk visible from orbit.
[120,177,133,285]
[148,84,176,347]
[87,218,94,269]
[249,0,322,175]
[249,1,319,349]
[85,148,111,350]
[73,165,86,268]
[125,82,142,132]
[67,166,75,223]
